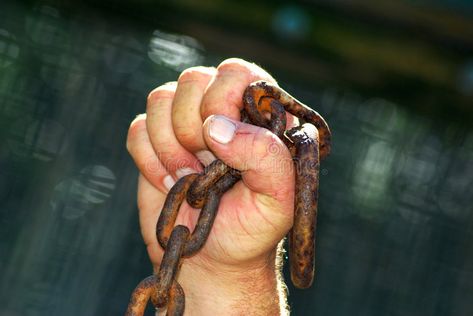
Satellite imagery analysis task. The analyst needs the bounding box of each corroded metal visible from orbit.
[186,159,230,209]
[243,80,331,159]
[156,174,198,249]
[183,172,240,257]
[166,281,185,315]
[155,225,189,308]
[286,124,320,289]
[125,275,157,316]
[126,80,331,316]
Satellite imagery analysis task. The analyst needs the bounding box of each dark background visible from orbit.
[0,0,472,315]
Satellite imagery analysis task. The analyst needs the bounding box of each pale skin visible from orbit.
[126,58,300,315]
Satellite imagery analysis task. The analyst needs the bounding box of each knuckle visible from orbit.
[217,58,275,83]
[178,66,215,84]
[146,83,176,106]
[266,136,284,157]
[250,128,292,176]
[251,128,274,159]
[217,58,252,74]
[252,128,288,166]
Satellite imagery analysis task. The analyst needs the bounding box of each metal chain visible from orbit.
[126,80,332,316]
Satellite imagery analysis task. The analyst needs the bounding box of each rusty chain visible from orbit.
[125,80,332,316]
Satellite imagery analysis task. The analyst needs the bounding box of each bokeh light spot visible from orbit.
[352,140,395,221]
[50,165,116,220]
[272,5,311,41]
[78,165,116,204]
[148,30,204,71]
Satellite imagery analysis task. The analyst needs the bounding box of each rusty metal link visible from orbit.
[156,171,241,256]
[156,174,198,250]
[166,281,185,315]
[125,275,185,316]
[286,123,320,289]
[184,172,240,256]
[243,81,330,289]
[126,80,331,315]
[155,225,189,308]
[125,275,157,316]
[186,159,231,209]
[243,81,331,158]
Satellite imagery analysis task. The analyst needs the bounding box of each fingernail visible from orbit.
[163,175,175,191]
[196,150,216,166]
[209,115,236,144]
[175,167,197,179]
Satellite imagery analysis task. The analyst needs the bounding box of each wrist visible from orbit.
[159,245,288,316]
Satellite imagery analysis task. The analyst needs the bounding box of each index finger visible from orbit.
[201,59,299,142]
[201,58,276,123]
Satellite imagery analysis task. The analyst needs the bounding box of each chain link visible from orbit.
[126,80,332,316]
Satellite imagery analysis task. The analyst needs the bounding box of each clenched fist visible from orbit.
[127,58,299,315]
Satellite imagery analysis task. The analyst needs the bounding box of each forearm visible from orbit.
[157,243,289,316]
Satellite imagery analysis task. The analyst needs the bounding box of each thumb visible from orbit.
[202,114,295,215]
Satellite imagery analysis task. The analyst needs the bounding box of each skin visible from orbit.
[126,58,301,315]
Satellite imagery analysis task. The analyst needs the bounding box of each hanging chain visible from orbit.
[126,81,332,316]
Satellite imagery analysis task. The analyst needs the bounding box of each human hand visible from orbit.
[126,58,298,315]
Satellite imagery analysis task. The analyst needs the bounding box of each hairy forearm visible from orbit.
[157,242,289,316]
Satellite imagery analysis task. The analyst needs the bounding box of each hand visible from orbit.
[126,58,298,315]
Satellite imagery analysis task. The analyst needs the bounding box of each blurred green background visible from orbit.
[0,0,472,315]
